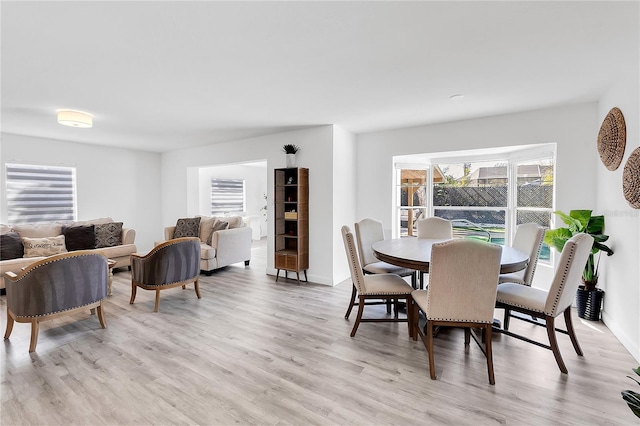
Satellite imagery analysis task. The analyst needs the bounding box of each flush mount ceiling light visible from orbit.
[449,94,465,101]
[57,110,93,128]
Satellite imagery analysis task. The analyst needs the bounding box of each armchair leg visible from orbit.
[546,316,567,373]
[564,308,583,356]
[4,310,14,340]
[129,283,137,304]
[154,290,161,313]
[29,320,39,353]
[194,278,201,299]
[96,302,107,328]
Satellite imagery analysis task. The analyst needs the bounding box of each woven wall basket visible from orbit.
[623,147,640,209]
[597,107,626,171]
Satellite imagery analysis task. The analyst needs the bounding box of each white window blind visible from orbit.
[5,163,77,224]
[211,178,245,214]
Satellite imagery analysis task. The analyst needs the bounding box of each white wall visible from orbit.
[160,125,336,284]
[597,68,640,362]
[0,133,162,252]
[332,125,357,284]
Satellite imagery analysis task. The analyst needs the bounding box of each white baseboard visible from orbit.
[602,311,640,363]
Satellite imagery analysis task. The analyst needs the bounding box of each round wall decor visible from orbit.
[597,107,626,171]
[623,147,640,209]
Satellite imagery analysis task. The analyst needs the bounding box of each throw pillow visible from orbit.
[174,217,201,238]
[207,220,229,246]
[0,231,24,260]
[95,222,123,248]
[62,224,96,251]
[12,223,62,238]
[197,216,216,243]
[22,235,67,258]
[226,216,244,229]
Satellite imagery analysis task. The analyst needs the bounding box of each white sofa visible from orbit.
[0,218,137,289]
[163,215,252,275]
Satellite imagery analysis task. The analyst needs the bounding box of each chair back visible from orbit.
[341,226,367,294]
[131,237,201,286]
[426,239,502,323]
[5,251,108,318]
[417,217,453,240]
[354,218,385,268]
[511,223,546,286]
[545,233,594,316]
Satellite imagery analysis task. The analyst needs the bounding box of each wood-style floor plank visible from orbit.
[1,239,638,425]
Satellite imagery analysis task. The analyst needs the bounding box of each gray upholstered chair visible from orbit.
[342,226,414,337]
[495,233,594,374]
[352,218,416,317]
[130,237,201,312]
[415,217,453,288]
[3,250,108,352]
[411,239,502,384]
[498,222,545,286]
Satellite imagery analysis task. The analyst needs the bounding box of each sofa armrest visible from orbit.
[164,226,176,241]
[209,226,252,267]
[122,228,136,245]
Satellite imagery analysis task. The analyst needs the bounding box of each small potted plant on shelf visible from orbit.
[282,144,300,168]
[544,209,614,321]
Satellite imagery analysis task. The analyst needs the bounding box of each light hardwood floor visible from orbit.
[1,239,638,425]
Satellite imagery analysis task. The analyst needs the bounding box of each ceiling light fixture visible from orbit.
[449,94,464,101]
[57,110,93,128]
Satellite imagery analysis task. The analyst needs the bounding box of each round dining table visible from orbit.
[372,238,529,275]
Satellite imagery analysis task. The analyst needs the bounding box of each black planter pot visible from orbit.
[576,285,604,321]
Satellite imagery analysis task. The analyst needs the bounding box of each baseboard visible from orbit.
[265,268,333,286]
[602,311,640,363]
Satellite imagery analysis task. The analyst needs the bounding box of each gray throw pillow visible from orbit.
[0,231,24,260]
[174,217,201,238]
[95,222,123,248]
[207,220,228,245]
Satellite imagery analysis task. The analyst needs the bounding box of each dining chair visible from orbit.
[352,218,416,317]
[498,222,545,286]
[411,239,502,384]
[415,217,453,288]
[495,232,593,374]
[341,226,414,337]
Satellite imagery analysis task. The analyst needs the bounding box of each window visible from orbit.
[395,167,428,236]
[5,163,77,224]
[210,178,245,214]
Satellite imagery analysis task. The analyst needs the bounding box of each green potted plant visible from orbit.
[544,209,614,320]
[622,366,640,419]
[282,144,300,168]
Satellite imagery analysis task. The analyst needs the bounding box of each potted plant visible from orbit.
[622,366,640,419]
[282,144,300,168]
[544,209,614,320]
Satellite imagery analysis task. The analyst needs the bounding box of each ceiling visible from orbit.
[2,1,638,153]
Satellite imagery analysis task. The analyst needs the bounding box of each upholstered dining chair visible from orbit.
[130,237,201,312]
[4,251,109,352]
[498,222,545,286]
[353,218,416,317]
[342,226,414,337]
[411,239,502,384]
[495,232,594,374]
[415,217,453,288]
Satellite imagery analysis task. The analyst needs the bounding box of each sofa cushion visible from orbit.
[174,217,201,238]
[72,217,114,226]
[226,216,244,229]
[95,222,123,248]
[62,224,96,251]
[22,235,67,258]
[0,232,24,260]
[96,243,137,259]
[13,223,62,238]
[198,216,217,243]
[206,220,229,245]
[200,244,217,260]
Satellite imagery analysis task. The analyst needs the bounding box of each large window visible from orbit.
[210,178,245,214]
[5,163,77,224]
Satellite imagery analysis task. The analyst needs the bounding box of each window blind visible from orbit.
[211,178,245,214]
[6,163,77,224]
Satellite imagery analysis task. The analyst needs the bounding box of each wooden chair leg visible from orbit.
[96,302,107,328]
[344,285,357,319]
[4,310,14,339]
[546,316,568,373]
[129,283,137,304]
[154,290,161,313]
[182,285,186,289]
[29,319,39,353]
[485,325,495,385]
[406,297,413,338]
[350,296,365,337]
[427,321,436,380]
[386,300,392,314]
[393,299,399,319]
[411,301,419,341]
[503,308,511,330]
[194,278,201,299]
[564,308,583,356]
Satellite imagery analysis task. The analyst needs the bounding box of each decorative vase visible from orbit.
[286,153,296,168]
[576,285,604,321]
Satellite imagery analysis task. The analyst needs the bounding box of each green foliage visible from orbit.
[543,210,614,290]
[622,366,640,419]
[282,144,300,154]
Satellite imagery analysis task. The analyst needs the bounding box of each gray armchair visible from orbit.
[130,237,201,312]
[3,250,108,352]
